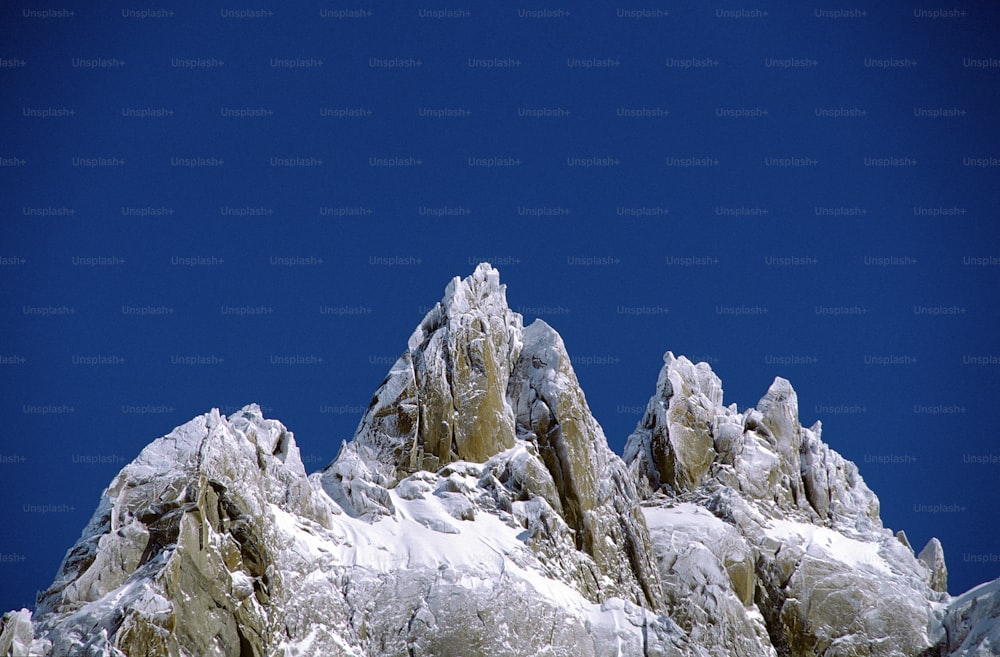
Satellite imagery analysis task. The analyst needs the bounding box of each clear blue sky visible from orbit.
[1,1,998,611]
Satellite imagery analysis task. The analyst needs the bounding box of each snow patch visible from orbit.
[764,518,891,574]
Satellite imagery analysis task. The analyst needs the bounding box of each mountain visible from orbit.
[2,263,997,657]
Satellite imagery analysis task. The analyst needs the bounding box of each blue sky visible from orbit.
[1,1,999,610]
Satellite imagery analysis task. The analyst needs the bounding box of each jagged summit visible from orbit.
[625,352,881,530]
[343,262,524,486]
[624,351,957,656]
[413,261,515,348]
[2,264,997,657]
[322,263,661,609]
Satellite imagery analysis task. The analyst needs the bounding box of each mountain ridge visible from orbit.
[2,263,997,657]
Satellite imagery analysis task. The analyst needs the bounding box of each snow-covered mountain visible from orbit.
[2,263,997,656]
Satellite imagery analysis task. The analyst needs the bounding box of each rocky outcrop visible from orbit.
[919,537,949,594]
[625,352,952,657]
[345,263,523,486]
[0,610,32,657]
[643,501,775,657]
[937,579,1000,656]
[625,353,721,494]
[3,405,335,657]
[626,354,881,532]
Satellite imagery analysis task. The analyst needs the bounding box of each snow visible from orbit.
[269,482,609,617]
[644,502,730,535]
[939,577,1000,656]
[229,571,254,600]
[764,517,891,575]
[277,626,361,657]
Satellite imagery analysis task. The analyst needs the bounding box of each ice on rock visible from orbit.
[319,440,396,519]
[0,610,35,657]
[644,503,775,656]
[938,579,1000,656]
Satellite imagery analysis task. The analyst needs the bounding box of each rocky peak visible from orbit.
[624,352,723,494]
[7,404,337,657]
[755,377,802,466]
[322,266,663,610]
[625,354,881,529]
[919,537,949,593]
[346,262,523,486]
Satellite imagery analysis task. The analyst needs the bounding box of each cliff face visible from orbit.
[2,264,996,657]
[508,320,663,609]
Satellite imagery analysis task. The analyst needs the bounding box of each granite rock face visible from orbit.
[3,264,997,657]
[507,320,663,609]
[344,263,523,486]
